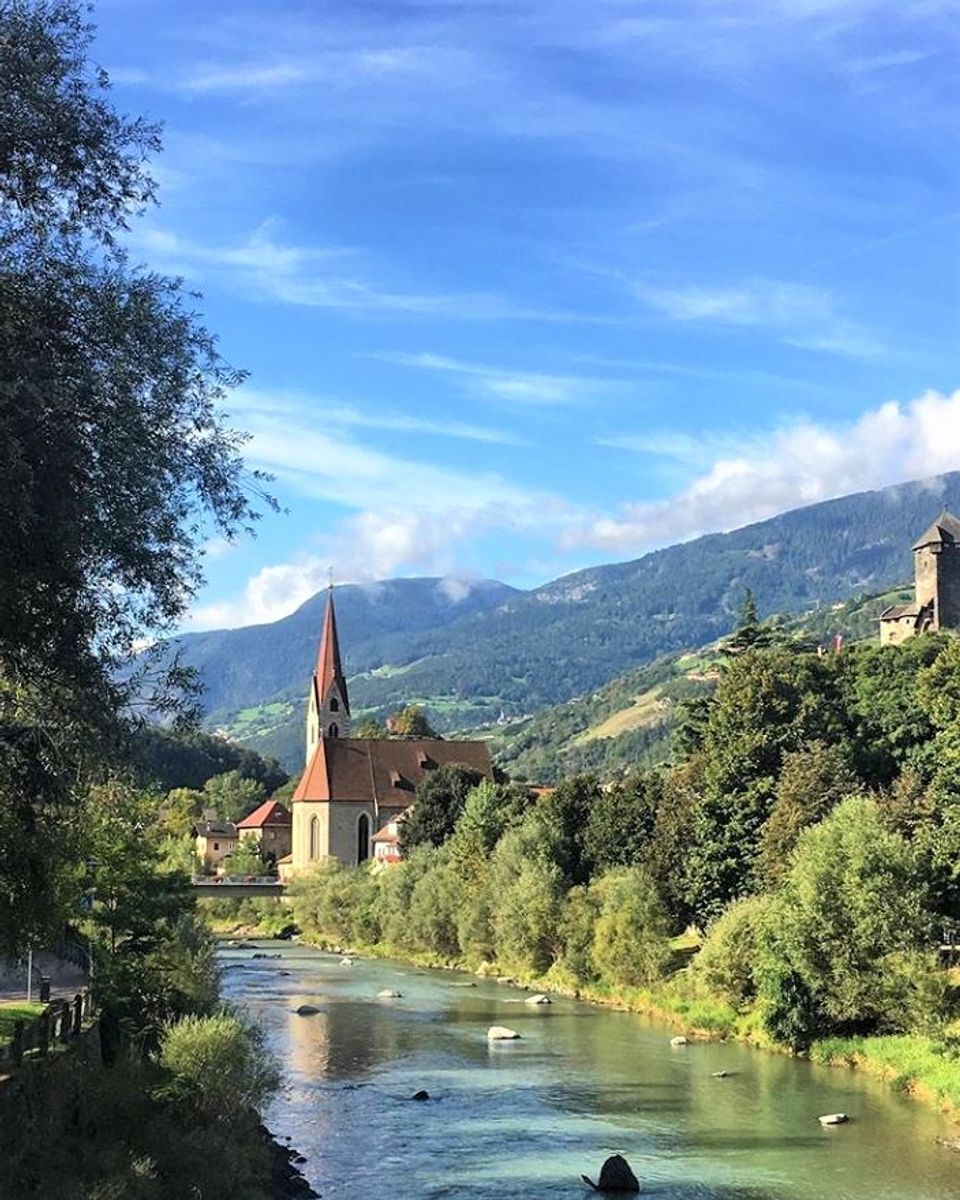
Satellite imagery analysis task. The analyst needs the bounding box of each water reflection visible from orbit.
[221,945,959,1200]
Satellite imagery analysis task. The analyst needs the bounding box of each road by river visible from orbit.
[220,941,960,1200]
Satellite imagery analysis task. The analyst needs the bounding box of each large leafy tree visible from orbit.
[0,1,269,950]
[399,763,486,852]
[685,646,851,922]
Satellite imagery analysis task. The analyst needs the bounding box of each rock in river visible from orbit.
[410,1090,430,1101]
[487,1025,521,1041]
[525,993,551,1005]
[819,1113,849,1126]
[581,1154,641,1193]
[295,1004,321,1016]
[378,989,402,998]
[670,1035,688,1047]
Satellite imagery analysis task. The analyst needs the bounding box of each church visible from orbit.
[879,509,960,645]
[284,589,493,873]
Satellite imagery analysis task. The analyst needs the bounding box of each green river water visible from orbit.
[220,942,960,1199]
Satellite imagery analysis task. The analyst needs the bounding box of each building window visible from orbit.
[329,723,339,738]
[309,816,320,861]
[330,698,339,712]
[357,814,370,866]
[213,842,219,851]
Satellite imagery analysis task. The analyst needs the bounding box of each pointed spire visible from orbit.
[315,585,349,714]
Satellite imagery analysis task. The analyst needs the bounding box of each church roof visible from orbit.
[912,510,960,551]
[292,738,493,805]
[235,798,291,829]
[315,589,350,713]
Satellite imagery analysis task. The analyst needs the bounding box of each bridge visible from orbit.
[191,880,287,899]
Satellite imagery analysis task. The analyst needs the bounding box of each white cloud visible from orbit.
[375,351,630,407]
[568,388,960,553]
[637,277,883,358]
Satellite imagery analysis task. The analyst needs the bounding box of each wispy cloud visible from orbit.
[374,351,635,407]
[230,388,526,446]
[131,222,608,324]
[567,388,960,554]
[637,277,884,359]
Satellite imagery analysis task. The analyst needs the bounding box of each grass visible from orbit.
[0,1001,46,1046]
[576,686,669,743]
[810,1033,960,1114]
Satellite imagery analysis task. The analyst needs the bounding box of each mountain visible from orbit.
[176,471,960,771]
[486,587,913,784]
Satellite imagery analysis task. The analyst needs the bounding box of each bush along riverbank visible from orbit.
[273,783,960,1123]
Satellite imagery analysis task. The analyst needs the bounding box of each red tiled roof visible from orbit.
[292,738,493,805]
[236,799,292,829]
[315,589,349,713]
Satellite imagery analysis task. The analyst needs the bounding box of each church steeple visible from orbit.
[306,586,350,763]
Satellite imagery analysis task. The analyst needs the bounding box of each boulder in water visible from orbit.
[339,956,353,966]
[711,1070,730,1078]
[581,1154,641,1193]
[410,1089,430,1101]
[378,989,402,998]
[818,1113,849,1126]
[295,1004,321,1016]
[487,1025,521,1041]
[525,993,551,1005]
[670,1035,688,1047]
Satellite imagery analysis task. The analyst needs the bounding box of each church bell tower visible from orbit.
[305,587,350,764]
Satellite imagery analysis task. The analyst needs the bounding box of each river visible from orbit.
[220,941,959,1199]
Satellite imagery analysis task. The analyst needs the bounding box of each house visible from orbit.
[192,818,238,873]
[288,586,494,872]
[371,810,406,866]
[235,798,292,865]
[880,510,960,645]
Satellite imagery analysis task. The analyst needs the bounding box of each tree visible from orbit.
[685,647,851,922]
[757,741,860,888]
[353,717,386,739]
[202,770,267,824]
[582,772,661,876]
[590,867,672,988]
[399,763,486,852]
[160,1013,280,1119]
[721,589,772,657]
[387,705,438,738]
[0,1,270,949]
[226,838,263,878]
[756,797,940,1047]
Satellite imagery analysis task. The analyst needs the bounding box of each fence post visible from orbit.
[10,1020,23,1067]
[37,1009,50,1056]
[73,992,83,1036]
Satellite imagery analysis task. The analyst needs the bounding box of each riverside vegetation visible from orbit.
[0,3,308,1194]
[277,617,960,1118]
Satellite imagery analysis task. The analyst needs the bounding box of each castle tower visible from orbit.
[913,509,960,631]
[880,509,960,645]
[305,587,350,763]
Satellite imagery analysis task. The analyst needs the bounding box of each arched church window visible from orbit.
[357,813,370,866]
[330,698,339,712]
[309,815,320,860]
[329,723,339,738]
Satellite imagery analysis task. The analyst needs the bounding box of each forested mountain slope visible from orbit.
[178,472,960,770]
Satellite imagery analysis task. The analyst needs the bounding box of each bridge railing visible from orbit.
[0,989,94,1071]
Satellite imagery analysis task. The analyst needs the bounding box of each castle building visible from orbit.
[879,510,960,646]
[286,588,493,873]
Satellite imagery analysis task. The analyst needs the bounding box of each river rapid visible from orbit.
[220,941,960,1200]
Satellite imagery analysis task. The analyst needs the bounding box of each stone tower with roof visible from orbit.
[879,510,960,646]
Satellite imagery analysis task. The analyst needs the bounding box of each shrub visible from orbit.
[590,866,672,988]
[692,895,769,1008]
[159,1011,279,1119]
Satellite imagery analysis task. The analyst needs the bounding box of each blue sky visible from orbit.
[93,0,960,629]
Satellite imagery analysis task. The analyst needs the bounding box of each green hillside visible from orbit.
[175,472,960,772]
[487,588,911,783]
